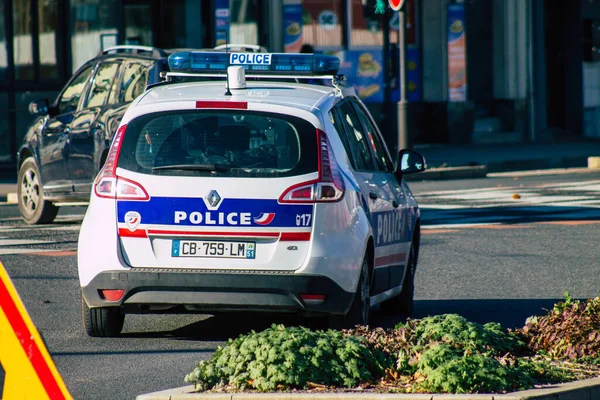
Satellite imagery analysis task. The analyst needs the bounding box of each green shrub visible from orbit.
[397,314,528,356]
[185,324,390,391]
[414,344,532,393]
[186,307,598,394]
[395,314,533,393]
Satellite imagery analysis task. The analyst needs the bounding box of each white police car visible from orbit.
[77,51,426,336]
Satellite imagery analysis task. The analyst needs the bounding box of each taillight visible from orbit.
[94,124,149,201]
[279,129,344,203]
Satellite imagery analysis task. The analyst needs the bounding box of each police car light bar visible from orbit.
[168,51,340,76]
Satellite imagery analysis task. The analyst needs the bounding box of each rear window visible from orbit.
[117,110,318,178]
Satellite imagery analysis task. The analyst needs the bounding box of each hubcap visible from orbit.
[21,168,41,215]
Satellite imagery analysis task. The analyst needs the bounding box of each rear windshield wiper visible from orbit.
[152,163,230,172]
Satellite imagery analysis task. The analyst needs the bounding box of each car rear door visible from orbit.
[68,61,121,195]
[350,100,409,291]
[330,100,395,295]
[111,109,319,272]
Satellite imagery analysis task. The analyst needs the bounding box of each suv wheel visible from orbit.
[82,297,124,337]
[329,255,370,329]
[17,157,59,224]
[382,239,416,316]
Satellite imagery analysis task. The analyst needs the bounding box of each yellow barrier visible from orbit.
[0,260,72,399]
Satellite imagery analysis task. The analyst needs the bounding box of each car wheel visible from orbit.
[82,297,124,337]
[382,239,417,316]
[17,157,59,224]
[328,255,370,329]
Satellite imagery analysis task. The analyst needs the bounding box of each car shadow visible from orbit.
[120,297,566,341]
[120,311,326,340]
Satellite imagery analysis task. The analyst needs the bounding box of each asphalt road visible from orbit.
[0,170,599,399]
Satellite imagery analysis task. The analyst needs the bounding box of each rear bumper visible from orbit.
[81,269,354,316]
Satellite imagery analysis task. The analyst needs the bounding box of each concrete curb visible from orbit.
[588,157,600,169]
[405,154,600,181]
[405,166,488,181]
[0,183,16,204]
[6,192,17,204]
[136,377,600,400]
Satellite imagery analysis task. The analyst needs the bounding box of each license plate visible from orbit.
[171,239,255,259]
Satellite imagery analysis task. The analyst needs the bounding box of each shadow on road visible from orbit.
[120,311,327,341]
[373,298,564,331]
[120,298,566,340]
[421,205,600,227]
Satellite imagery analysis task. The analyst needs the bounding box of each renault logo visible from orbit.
[206,190,222,208]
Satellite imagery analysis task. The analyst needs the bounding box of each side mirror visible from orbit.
[395,149,427,176]
[29,99,50,117]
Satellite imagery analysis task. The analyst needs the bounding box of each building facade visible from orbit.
[1,0,599,168]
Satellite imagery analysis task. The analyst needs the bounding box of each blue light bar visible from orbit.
[168,51,340,76]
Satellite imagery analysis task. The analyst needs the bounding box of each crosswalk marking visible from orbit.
[0,213,82,255]
[416,180,600,231]
[416,180,600,208]
[538,180,600,189]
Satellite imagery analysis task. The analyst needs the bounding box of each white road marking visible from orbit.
[419,204,467,209]
[516,195,597,204]
[422,223,502,229]
[0,225,81,232]
[0,248,75,255]
[487,168,595,178]
[538,180,600,188]
[0,239,61,246]
[431,190,535,201]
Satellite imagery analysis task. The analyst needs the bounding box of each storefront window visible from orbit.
[39,0,59,80]
[0,0,7,82]
[71,0,118,72]
[467,0,527,143]
[124,2,152,46]
[230,0,259,45]
[283,0,342,52]
[13,0,34,80]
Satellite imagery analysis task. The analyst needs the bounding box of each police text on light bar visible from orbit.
[230,53,272,65]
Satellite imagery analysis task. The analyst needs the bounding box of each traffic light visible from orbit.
[362,0,387,20]
[583,19,600,62]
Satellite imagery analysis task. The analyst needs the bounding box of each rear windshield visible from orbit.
[117,110,318,178]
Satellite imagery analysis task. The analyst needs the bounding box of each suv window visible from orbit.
[119,63,149,103]
[351,101,394,172]
[334,101,376,172]
[85,62,120,108]
[56,64,94,115]
[118,110,318,178]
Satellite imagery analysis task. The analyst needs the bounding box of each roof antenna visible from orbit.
[224,31,232,96]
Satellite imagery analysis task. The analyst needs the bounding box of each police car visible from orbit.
[77,50,427,336]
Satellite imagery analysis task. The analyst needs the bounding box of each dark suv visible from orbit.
[17,45,171,224]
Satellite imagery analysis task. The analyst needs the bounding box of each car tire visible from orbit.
[328,255,370,329]
[382,238,417,316]
[82,297,124,337]
[17,157,59,224]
